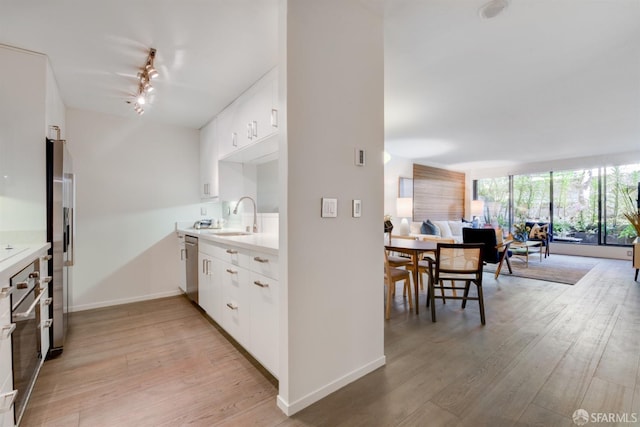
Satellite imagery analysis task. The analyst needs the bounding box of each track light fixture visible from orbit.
[130,48,158,115]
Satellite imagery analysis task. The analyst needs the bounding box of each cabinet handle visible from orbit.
[40,319,53,329]
[38,276,52,286]
[226,249,238,255]
[44,297,53,306]
[0,390,18,413]
[226,268,238,275]
[16,281,29,290]
[204,183,209,195]
[232,132,237,147]
[28,271,40,279]
[180,249,185,261]
[207,260,212,275]
[43,255,53,261]
[202,259,207,274]
[226,302,238,310]
[253,256,269,263]
[0,287,13,298]
[253,280,269,288]
[252,120,258,138]
[1,324,16,340]
[247,122,253,140]
[271,109,278,128]
[14,290,45,318]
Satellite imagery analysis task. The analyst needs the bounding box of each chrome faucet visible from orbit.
[232,196,258,233]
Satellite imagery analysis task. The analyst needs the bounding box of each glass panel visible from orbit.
[604,164,640,245]
[513,172,551,224]
[476,177,509,228]
[552,169,599,244]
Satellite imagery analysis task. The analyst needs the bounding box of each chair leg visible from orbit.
[429,279,437,322]
[385,281,393,320]
[462,281,471,309]
[405,279,413,311]
[477,281,486,325]
[440,280,446,304]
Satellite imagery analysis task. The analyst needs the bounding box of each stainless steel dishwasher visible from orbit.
[185,235,198,304]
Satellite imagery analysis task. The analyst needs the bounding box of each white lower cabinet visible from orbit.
[194,237,278,377]
[248,270,278,375]
[219,259,250,347]
[198,243,220,321]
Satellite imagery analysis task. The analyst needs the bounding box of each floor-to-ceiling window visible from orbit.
[475,162,639,246]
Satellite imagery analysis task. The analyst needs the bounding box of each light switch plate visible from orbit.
[321,198,338,218]
[352,200,362,217]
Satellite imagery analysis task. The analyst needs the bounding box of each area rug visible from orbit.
[483,254,600,285]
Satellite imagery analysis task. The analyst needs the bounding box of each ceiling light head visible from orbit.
[137,93,146,105]
[146,64,159,80]
[143,81,153,93]
[479,0,509,19]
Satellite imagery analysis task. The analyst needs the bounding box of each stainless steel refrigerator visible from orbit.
[46,137,75,358]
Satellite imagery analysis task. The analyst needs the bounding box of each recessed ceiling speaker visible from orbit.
[479,0,509,19]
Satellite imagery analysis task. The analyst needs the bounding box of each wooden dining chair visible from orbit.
[384,249,413,320]
[427,243,486,325]
[406,237,454,297]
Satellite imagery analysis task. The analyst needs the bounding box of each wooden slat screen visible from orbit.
[413,164,465,221]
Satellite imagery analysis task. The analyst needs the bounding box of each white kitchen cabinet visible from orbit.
[248,270,278,375]
[219,256,250,348]
[199,118,219,199]
[215,102,237,160]
[198,242,220,321]
[217,68,278,163]
[177,235,186,293]
[190,236,279,377]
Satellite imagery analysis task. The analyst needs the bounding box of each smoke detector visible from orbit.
[479,0,509,19]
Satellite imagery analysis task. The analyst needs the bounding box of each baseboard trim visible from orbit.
[70,289,183,312]
[276,355,386,416]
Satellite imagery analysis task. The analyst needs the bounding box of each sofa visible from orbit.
[409,220,471,243]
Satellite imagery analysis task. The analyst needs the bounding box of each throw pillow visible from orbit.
[529,223,548,240]
[432,220,452,238]
[420,220,439,235]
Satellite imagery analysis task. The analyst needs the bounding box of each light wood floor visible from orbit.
[22,257,640,426]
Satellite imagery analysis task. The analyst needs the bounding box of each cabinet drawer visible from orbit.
[0,365,15,423]
[199,241,217,257]
[213,245,250,268]
[251,252,279,280]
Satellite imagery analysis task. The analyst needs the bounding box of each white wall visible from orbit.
[383,155,413,221]
[66,108,201,311]
[0,45,51,244]
[278,0,385,415]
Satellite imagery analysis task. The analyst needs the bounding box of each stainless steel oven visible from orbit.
[10,260,45,425]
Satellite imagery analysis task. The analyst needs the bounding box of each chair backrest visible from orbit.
[435,243,483,275]
[462,228,500,264]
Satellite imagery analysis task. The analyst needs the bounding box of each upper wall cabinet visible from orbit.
[217,68,278,163]
[200,119,218,199]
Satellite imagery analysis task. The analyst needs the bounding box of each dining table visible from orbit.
[384,237,437,314]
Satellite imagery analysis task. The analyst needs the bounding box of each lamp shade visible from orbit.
[397,197,413,218]
[470,199,484,217]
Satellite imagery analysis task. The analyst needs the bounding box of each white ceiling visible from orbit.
[1,0,639,170]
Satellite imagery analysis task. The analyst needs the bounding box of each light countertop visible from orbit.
[177,228,278,255]
[0,243,50,285]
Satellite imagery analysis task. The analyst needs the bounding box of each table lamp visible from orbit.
[396,197,413,236]
[470,199,484,228]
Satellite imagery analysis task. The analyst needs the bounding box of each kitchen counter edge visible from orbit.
[177,228,278,255]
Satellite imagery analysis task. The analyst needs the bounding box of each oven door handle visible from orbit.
[13,290,45,319]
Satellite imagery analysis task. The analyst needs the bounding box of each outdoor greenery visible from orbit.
[475,163,640,246]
